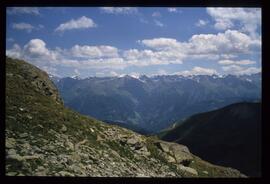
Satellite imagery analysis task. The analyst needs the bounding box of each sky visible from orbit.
[6,7,261,78]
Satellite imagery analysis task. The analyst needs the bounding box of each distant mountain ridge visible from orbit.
[159,102,261,177]
[54,73,261,132]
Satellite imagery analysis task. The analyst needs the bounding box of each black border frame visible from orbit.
[1,0,268,184]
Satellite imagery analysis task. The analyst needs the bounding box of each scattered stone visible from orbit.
[7,154,24,161]
[36,124,44,129]
[166,155,176,163]
[127,137,140,145]
[26,115,33,120]
[74,139,87,150]
[35,171,46,176]
[96,135,103,141]
[60,125,67,132]
[6,138,16,149]
[6,172,17,176]
[7,73,13,77]
[23,155,41,160]
[64,140,74,151]
[202,171,208,175]
[58,171,75,177]
[21,143,31,150]
[37,166,45,171]
[19,133,28,138]
[7,149,17,156]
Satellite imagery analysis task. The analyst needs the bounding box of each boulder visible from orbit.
[154,141,170,153]
[178,165,198,176]
[170,143,193,165]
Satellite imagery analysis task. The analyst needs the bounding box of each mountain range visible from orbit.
[53,73,261,132]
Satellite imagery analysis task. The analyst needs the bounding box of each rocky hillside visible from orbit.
[159,102,261,177]
[5,57,245,177]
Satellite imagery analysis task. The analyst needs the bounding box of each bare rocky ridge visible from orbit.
[5,57,245,177]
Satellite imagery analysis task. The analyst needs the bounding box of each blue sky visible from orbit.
[6,7,261,78]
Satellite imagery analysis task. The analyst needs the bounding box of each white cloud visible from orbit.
[71,45,119,58]
[187,30,261,55]
[7,7,40,15]
[109,71,119,76]
[206,8,261,38]
[6,44,22,58]
[139,38,180,50]
[123,49,184,66]
[55,16,97,32]
[12,22,44,33]
[23,39,51,57]
[222,65,261,75]
[139,30,261,58]
[41,66,58,77]
[174,67,217,76]
[12,23,34,33]
[168,8,177,12]
[152,11,161,17]
[195,19,208,27]
[154,20,164,27]
[6,29,261,77]
[218,59,256,65]
[100,7,138,14]
[74,68,80,76]
[157,69,168,75]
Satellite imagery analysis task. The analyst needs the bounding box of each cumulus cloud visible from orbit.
[12,23,34,33]
[218,59,256,65]
[123,49,184,66]
[174,67,217,76]
[12,22,44,33]
[206,8,261,38]
[71,45,119,58]
[6,28,261,77]
[6,44,22,59]
[139,30,261,58]
[100,7,138,14]
[138,38,180,50]
[195,19,208,27]
[222,65,261,75]
[55,16,96,32]
[7,7,40,15]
